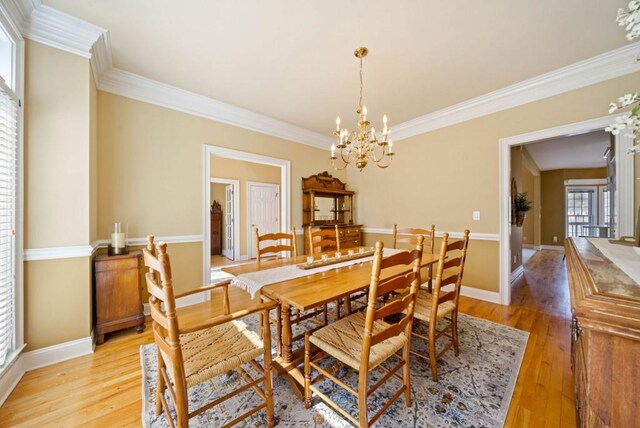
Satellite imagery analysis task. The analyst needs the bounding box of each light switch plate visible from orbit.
[473,211,480,221]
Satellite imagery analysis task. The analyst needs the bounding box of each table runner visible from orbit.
[231,248,405,298]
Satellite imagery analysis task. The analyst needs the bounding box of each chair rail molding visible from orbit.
[362,227,499,241]
[23,235,204,261]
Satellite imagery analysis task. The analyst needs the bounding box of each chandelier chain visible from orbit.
[358,56,363,109]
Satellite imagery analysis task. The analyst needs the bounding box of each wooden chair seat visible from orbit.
[413,292,456,322]
[161,321,263,388]
[309,311,407,371]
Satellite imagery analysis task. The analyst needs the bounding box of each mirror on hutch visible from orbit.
[302,172,362,254]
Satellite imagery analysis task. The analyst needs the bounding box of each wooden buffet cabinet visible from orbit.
[564,237,640,427]
[94,251,145,344]
[302,172,362,254]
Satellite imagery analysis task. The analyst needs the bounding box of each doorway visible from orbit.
[202,145,291,284]
[499,115,635,305]
[210,177,239,264]
[247,182,280,259]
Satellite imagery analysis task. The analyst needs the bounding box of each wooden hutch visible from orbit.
[564,237,639,426]
[302,172,362,254]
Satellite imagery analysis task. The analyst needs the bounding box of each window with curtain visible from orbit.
[0,78,17,368]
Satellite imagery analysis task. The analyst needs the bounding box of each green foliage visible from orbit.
[515,192,532,212]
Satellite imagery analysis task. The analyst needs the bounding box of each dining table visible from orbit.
[222,246,440,397]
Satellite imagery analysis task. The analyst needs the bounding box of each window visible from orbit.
[0,12,21,371]
[567,189,595,238]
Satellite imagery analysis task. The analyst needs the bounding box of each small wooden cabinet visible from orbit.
[565,238,640,426]
[302,172,362,254]
[211,200,222,255]
[94,251,144,344]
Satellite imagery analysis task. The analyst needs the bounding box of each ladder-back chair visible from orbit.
[255,226,297,262]
[411,230,470,381]
[393,224,436,291]
[304,238,424,427]
[307,225,340,254]
[143,235,275,427]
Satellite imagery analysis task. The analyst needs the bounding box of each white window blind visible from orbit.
[0,79,17,367]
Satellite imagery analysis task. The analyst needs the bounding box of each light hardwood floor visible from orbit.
[0,250,575,427]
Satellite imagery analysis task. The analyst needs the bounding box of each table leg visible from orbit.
[281,303,292,363]
[342,295,352,317]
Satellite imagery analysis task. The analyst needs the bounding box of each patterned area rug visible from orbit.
[141,312,528,427]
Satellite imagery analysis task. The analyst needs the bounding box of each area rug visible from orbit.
[141,313,528,427]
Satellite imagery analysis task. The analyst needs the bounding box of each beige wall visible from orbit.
[25,40,91,248]
[540,167,607,246]
[521,166,535,246]
[348,73,639,293]
[24,41,94,350]
[97,92,345,241]
[210,156,281,256]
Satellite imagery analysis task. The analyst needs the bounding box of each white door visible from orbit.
[248,183,280,259]
[225,184,234,260]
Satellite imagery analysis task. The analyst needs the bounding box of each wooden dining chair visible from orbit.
[307,225,340,254]
[304,238,424,427]
[255,226,297,262]
[255,226,297,351]
[393,223,436,291]
[143,235,276,428]
[411,230,470,381]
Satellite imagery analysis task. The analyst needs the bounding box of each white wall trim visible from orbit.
[442,284,501,304]
[0,348,25,406]
[0,335,93,406]
[523,244,535,249]
[392,42,640,141]
[616,132,635,237]
[539,245,565,251]
[23,245,95,261]
[21,336,93,371]
[24,235,204,261]
[98,68,332,150]
[12,2,640,153]
[564,178,608,186]
[521,148,540,176]
[361,227,499,241]
[510,265,524,283]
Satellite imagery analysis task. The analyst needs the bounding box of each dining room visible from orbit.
[0,1,639,427]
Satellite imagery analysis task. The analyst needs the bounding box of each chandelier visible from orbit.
[330,47,394,171]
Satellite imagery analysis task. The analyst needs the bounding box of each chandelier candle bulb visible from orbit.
[331,144,336,158]
[336,116,340,131]
[389,140,394,154]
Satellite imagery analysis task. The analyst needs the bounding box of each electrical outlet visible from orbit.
[473,211,480,221]
[513,255,517,263]
[553,236,558,243]
[523,236,527,242]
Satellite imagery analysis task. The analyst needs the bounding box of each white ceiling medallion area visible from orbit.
[5,0,640,150]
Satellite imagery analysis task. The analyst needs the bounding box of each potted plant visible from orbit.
[514,192,532,227]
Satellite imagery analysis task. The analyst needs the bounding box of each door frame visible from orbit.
[247,181,280,259]
[498,114,634,305]
[202,145,291,283]
[210,177,240,261]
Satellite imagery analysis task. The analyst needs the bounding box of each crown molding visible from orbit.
[97,67,333,150]
[10,1,640,150]
[392,42,640,141]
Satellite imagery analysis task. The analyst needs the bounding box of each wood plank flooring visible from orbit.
[0,250,575,427]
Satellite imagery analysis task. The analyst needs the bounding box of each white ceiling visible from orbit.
[44,0,631,134]
[524,130,610,171]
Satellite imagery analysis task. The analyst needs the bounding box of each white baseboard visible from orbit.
[522,244,534,249]
[540,245,564,251]
[0,335,94,406]
[0,351,25,406]
[441,284,501,304]
[21,336,94,372]
[510,265,524,282]
[143,289,210,316]
[533,245,541,250]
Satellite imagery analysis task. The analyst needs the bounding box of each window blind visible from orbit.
[0,79,17,367]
